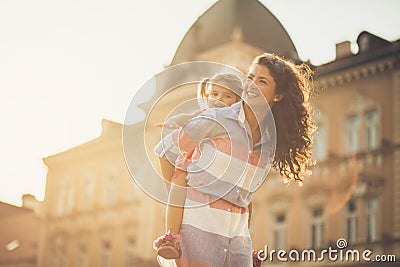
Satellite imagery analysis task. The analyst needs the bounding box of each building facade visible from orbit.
[0,195,41,267]
[39,120,164,266]
[250,32,400,266]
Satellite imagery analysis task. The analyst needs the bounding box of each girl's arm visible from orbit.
[155,110,205,129]
[159,157,175,192]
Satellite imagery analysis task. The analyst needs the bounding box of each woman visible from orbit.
[155,53,316,267]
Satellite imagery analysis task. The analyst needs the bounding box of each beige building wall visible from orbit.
[248,34,399,266]
[39,120,165,266]
[0,195,41,267]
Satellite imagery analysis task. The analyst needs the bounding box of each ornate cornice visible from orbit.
[315,59,395,90]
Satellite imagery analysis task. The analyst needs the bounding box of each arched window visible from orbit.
[273,213,286,250]
[346,199,358,244]
[365,109,379,150]
[310,207,324,249]
[313,109,328,161]
[365,197,378,243]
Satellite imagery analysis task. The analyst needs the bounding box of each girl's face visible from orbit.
[243,63,281,109]
[207,83,240,108]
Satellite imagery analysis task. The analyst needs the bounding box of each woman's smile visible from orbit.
[245,88,259,98]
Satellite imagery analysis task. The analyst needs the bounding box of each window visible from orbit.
[273,213,286,250]
[365,109,379,150]
[83,179,95,210]
[52,251,67,267]
[105,176,117,206]
[65,183,75,214]
[55,179,73,215]
[346,199,357,244]
[365,198,378,243]
[57,253,67,267]
[53,236,67,267]
[55,180,65,215]
[311,207,324,249]
[77,248,88,267]
[101,241,111,267]
[313,123,327,160]
[125,238,136,267]
[346,115,360,154]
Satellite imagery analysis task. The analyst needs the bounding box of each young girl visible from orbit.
[155,73,243,129]
[153,73,246,261]
[154,53,316,267]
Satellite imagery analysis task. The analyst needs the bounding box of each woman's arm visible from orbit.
[248,201,253,228]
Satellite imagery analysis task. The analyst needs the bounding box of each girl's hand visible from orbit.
[154,122,180,129]
[155,110,205,130]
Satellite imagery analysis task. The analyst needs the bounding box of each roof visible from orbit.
[315,31,400,77]
[171,0,300,65]
[42,119,123,165]
[0,201,32,218]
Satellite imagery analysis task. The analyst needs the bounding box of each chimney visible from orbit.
[335,41,352,60]
[22,194,40,214]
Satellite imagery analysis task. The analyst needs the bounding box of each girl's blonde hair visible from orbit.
[197,73,243,102]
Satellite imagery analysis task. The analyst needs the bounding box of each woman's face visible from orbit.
[207,83,239,108]
[243,64,276,107]
[243,63,278,108]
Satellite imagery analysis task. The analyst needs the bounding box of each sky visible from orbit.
[0,0,399,206]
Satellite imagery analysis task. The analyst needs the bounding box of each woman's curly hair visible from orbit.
[253,53,317,185]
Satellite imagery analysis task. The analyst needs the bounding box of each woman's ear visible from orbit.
[273,93,284,102]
